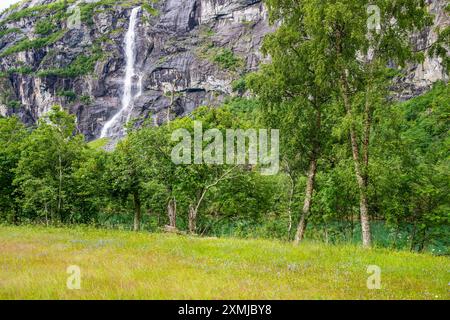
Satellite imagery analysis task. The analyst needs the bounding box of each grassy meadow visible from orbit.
[0,226,448,300]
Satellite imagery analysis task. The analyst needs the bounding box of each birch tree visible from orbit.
[257,0,431,246]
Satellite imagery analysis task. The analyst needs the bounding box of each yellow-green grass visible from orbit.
[0,226,448,300]
[87,137,110,150]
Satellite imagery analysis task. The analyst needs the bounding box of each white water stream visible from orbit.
[101,7,141,138]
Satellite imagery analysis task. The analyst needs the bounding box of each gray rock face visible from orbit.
[0,0,447,140]
[0,0,270,140]
[395,0,449,100]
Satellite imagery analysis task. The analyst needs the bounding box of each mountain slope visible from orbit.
[0,0,269,140]
[0,0,447,140]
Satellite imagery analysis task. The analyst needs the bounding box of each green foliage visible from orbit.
[0,67,33,79]
[88,138,110,150]
[78,0,152,25]
[0,82,447,253]
[142,3,159,17]
[231,77,247,94]
[0,30,65,57]
[0,79,18,108]
[78,0,107,25]
[0,2,21,15]
[38,47,103,78]
[0,1,70,26]
[430,24,450,75]
[6,100,21,109]
[255,0,435,248]
[0,0,447,255]
[35,20,56,36]
[4,66,33,76]
[372,82,450,253]
[56,90,77,102]
[80,95,93,105]
[0,27,21,38]
[199,26,215,38]
[12,106,88,224]
[0,117,28,223]
[213,49,243,71]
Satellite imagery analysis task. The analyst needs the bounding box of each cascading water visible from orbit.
[100,7,141,138]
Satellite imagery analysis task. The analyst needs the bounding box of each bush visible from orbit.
[231,78,247,94]
[38,47,103,78]
[56,90,77,102]
[35,20,55,36]
[142,3,159,17]
[0,31,64,57]
[6,100,21,109]
[0,28,21,38]
[214,49,243,71]
[0,66,33,78]
[1,1,68,25]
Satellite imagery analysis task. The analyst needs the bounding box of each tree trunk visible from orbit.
[287,171,295,240]
[44,202,49,227]
[362,96,371,186]
[350,126,372,247]
[409,207,421,251]
[57,153,63,223]
[11,203,19,225]
[294,157,318,245]
[187,166,237,235]
[188,205,197,234]
[294,108,321,245]
[418,227,427,253]
[288,178,295,241]
[340,76,372,247]
[167,197,177,228]
[133,191,142,231]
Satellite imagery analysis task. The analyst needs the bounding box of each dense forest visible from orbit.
[0,0,449,255]
[1,82,448,254]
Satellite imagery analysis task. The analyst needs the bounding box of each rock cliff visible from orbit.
[0,0,447,140]
[0,0,270,140]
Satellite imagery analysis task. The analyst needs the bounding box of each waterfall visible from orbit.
[101,7,141,138]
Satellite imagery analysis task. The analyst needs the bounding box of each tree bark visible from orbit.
[340,75,372,247]
[133,191,142,232]
[11,203,19,225]
[294,108,321,245]
[350,125,372,247]
[286,169,295,240]
[362,96,371,185]
[57,153,63,223]
[410,207,420,251]
[167,197,177,228]
[294,157,317,245]
[188,166,237,234]
[188,205,197,234]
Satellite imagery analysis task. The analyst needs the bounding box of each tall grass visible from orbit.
[0,226,448,300]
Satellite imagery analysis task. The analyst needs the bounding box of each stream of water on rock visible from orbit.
[101,7,141,138]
